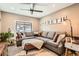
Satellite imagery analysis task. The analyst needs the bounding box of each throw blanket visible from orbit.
[22,39,44,49]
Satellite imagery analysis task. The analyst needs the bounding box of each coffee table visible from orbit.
[22,39,44,54]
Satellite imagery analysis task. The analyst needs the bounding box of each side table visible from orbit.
[65,43,79,56]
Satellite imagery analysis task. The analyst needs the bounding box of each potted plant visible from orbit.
[0,32,14,42]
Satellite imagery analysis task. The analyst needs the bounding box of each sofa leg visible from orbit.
[26,50,28,55]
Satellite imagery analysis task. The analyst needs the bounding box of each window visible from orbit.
[16,21,32,32]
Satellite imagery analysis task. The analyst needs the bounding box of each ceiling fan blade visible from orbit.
[20,9,30,11]
[33,10,43,12]
[30,9,33,14]
[32,3,35,9]
[31,3,35,14]
[20,3,43,15]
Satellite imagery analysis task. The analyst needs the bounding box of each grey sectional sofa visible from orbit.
[16,31,66,55]
[36,31,66,55]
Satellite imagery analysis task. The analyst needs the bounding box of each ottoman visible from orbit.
[24,43,36,54]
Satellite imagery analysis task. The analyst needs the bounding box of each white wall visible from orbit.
[1,12,40,38]
[0,12,1,33]
[40,4,79,37]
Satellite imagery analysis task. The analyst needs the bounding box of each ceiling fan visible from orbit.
[21,3,43,14]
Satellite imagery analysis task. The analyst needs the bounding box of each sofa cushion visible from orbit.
[56,34,65,43]
[24,32,27,37]
[36,37,50,42]
[16,32,22,39]
[41,38,50,41]
[47,41,58,48]
[36,37,43,40]
[22,36,35,39]
[25,32,34,37]
[47,32,56,39]
[41,32,48,38]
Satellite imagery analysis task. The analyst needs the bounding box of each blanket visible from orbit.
[22,39,44,49]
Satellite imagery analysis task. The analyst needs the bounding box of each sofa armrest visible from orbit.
[46,40,58,47]
[58,38,65,48]
[58,42,63,48]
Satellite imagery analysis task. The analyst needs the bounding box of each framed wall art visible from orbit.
[48,20,51,24]
[57,18,62,23]
[53,19,56,24]
[51,20,53,24]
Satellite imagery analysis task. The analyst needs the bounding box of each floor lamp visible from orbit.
[63,16,73,44]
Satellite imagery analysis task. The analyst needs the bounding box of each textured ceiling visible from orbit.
[0,3,73,18]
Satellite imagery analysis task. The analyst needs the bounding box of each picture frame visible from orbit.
[57,18,62,23]
[48,20,51,24]
[56,19,58,23]
[51,20,53,24]
[48,20,49,24]
[49,20,51,24]
[53,19,56,24]
[61,17,64,22]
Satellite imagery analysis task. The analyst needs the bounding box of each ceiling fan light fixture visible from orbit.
[21,3,43,15]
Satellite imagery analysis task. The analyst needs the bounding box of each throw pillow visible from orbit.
[41,31,48,38]
[47,32,56,39]
[52,33,59,42]
[56,34,65,43]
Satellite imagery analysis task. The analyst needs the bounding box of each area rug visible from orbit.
[8,46,58,56]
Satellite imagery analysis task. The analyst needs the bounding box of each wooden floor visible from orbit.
[8,46,58,56]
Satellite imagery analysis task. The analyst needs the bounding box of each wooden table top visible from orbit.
[0,42,7,56]
[65,43,79,52]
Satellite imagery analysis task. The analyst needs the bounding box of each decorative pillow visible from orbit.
[16,32,22,39]
[21,32,26,38]
[52,33,59,42]
[41,31,48,38]
[26,32,34,37]
[47,32,56,39]
[53,34,59,42]
[24,32,27,37]
[56,34,65,43]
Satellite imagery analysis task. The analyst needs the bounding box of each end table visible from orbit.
[65,42,79,56]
